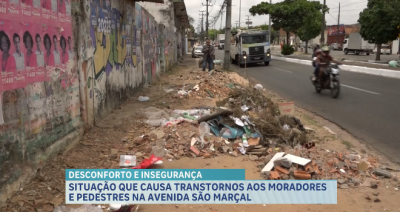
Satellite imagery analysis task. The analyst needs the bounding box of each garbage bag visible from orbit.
[389,60,399,67]
[136,107,170,127]
[199,122,212,147]
[53,205,103,212]
[132,154,162,169]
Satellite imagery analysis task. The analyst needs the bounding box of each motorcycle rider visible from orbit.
[314,46,341,82]
[311,44,321,81]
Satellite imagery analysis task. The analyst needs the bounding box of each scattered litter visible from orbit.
[273,157,292,169]
[323,126,337,135]
[278,102,295,116]
[132,154,162,169]
[283,124,291,131]
[237,146,246,155]
[213,60,222,65]
[138,96,150,102]
[119,155,137,167]
[168,159,173,162]
[284,154,311,166]
[304,126,315,132]
[241,105,250,112]
[261,152,285,172]
[254,84,263,90]
[164,89,175,93]
[199,122,212,147]
[340,169,346,174]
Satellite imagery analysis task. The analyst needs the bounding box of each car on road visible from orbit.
[373,44,391,55]
[192,46,204,58]
[330,43,342,50]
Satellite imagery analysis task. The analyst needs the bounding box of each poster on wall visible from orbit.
[22,22,42,84]
[41,0,52,22]
[59,24,73,68]
[58,0,71,23]
[6,0,21,18]
[0,20,26,91]
[32,0,40,19]
[21,0,33,18]
[42,25,61,81]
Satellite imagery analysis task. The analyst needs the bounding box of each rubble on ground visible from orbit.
[3,59,399,212]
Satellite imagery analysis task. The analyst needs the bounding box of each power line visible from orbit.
[329,0,367,10]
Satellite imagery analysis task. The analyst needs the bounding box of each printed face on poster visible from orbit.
[42,25,61,81]
[59,24,73,68]
[0,20,28,91]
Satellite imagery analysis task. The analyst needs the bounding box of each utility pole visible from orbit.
[199,11,205,42]
[203,0,213,40]
[337,2,340,43]
[245,15,252,29]
[239,0,241,28]
[220,10,224,30]
[223,0,232,71]
[268,0,271,44]
[320,0,326,45]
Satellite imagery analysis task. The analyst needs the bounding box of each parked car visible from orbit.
[330,43,342,50]
[373,44,391,55]
[192,46,204,58]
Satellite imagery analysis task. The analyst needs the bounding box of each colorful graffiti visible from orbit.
[89,0,135,80]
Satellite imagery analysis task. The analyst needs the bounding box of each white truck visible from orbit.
[342,32,374,55]
[230,29,271,66]
[216,34,225,49]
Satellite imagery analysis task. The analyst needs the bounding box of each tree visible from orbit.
[250,0,326,45]
[358,0,400,60]
[296,10,322,53]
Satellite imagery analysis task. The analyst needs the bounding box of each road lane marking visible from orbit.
[342,84,381,95]
[274,68,293,73]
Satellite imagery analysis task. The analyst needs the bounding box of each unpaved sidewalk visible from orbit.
[2,56,400,212]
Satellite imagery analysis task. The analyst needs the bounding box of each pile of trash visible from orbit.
[132,84,310,165]
[174,71,237,99]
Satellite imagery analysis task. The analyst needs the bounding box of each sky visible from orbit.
[185,0,369,32]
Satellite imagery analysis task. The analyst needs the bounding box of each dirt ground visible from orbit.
[2,56,400,212]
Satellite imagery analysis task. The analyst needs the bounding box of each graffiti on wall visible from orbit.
[89,0,135,80]
[140,8,157,81]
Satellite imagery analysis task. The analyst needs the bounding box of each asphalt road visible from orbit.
[270,46,399,62]
[215,50,400,163]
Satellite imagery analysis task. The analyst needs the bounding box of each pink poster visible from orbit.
[6,0,21,18]
[25,23,45,83]
[21,0,32,18]
[31,0,40,20]
[0,20,26,91]
[41,0,52,22]
[59,24,72,67]
[58,0,70,23]
[42,25,60,81]
[0,1,7,16]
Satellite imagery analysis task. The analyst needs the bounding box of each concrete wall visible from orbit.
[0,0,183,203]
[139,0,177,72]
[0,0,82,203]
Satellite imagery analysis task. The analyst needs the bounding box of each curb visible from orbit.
[271,56,400,79]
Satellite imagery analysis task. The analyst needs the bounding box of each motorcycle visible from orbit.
[311,59,341,99]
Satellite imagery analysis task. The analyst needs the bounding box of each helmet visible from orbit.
[321,46,330,52]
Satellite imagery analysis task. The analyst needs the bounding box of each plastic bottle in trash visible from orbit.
[242,135,249,147]
[138,96,150,101]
